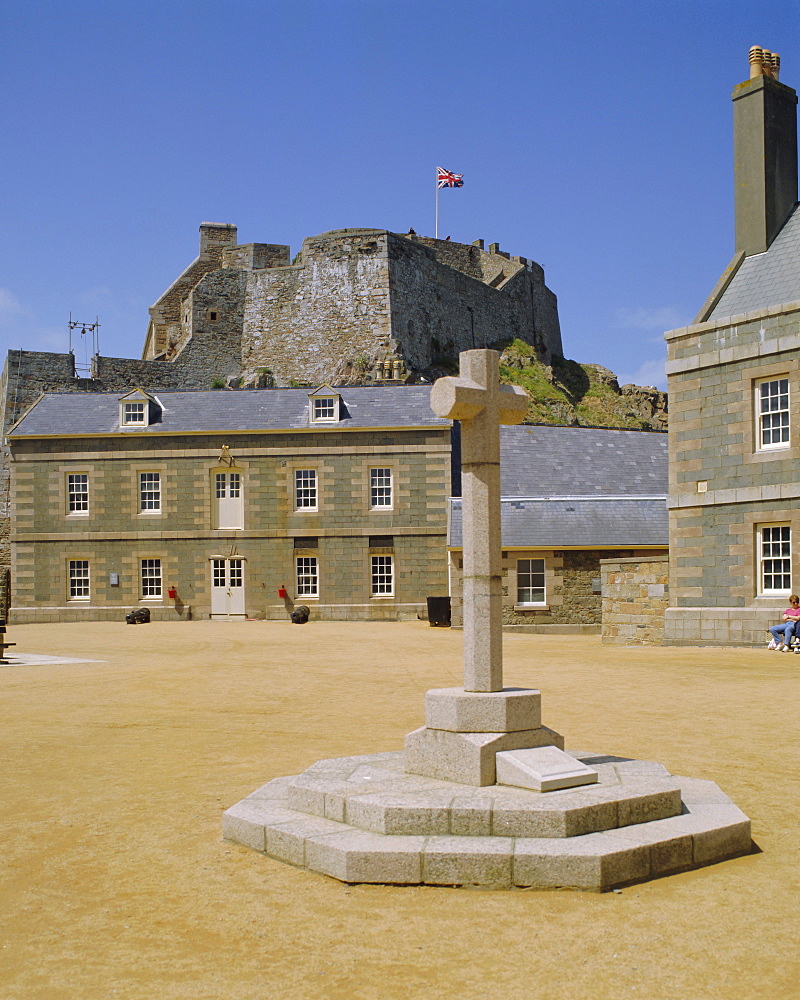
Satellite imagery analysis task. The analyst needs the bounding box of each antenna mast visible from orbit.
[68,314,100,377]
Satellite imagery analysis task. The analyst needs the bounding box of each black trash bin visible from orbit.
[426,596,451,627]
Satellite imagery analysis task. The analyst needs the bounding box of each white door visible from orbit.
[211,558,245,618]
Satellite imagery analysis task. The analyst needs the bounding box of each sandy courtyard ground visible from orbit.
[1,620,798,1000]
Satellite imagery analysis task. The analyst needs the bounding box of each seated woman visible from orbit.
[768,595,800,650]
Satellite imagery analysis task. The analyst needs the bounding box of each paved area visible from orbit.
[1,620,798,999]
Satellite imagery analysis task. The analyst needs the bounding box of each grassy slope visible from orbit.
[498,340,667,431]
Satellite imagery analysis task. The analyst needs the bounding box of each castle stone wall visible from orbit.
[145,223,238,358]
[171,268,247,381]
[241,230,393,385]
[221,243,290,271]
[238,229,562,386]
[387,234,561,372]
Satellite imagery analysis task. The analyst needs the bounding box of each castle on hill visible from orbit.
[142,225,563,388]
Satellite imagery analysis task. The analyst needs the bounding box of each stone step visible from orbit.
[282,750,683,839]
[223,762,751,891]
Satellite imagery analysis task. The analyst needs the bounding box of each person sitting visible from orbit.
[767,595,800,650]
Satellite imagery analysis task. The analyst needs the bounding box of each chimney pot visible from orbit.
[750,45,764,79]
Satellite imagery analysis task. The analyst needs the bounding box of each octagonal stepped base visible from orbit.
[223,751,752,891]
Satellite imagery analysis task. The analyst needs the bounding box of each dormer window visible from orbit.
[308,385,341,423]
[119,389,161,429]
[124,402,146,425]
[313,397,336,420]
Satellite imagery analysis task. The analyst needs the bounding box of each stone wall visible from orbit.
[449,548,664,629]
[145,223,239,359]
[171,268,248,381]
[600,555,669,645]
[237,228,563,386]
[0,351,80,567]
[665,299,800,645]
[387,234,562,375]
[241,230,393,386]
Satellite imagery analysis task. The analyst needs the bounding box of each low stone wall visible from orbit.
[9,604,193,625]
[600,555,669,645]
[664,606,777,647]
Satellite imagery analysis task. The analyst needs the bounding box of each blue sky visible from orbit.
[1,0,798,389]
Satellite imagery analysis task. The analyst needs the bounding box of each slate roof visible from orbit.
[709,205,800,320]
[9,385,449,437]
[450,424,668,548]
[496,424,667,497]
[449,498,668,548]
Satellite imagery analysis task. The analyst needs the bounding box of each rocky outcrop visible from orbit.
[498,342,668,431]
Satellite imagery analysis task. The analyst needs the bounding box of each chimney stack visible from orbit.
[734,46,798,256]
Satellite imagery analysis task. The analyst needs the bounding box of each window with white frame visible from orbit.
[295,469,317,509]
[312,397,337,421]
[228,558,243,588]
[759,524,791,594]
[123,401,146,425]
[756,377,790,450]
[141,559,162,598]
[68,560,90,600]
[370,467,392,508]
[139,472,161,512]
[296,556,319,597]
[517,558,546,605]
[67,473,89,514]
[216,471,240,499]
[371,554,394,596]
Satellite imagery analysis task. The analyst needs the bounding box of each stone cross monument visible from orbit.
[404,349,592,787]
[430,348,528,691]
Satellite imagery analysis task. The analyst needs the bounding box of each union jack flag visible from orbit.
[437,166,464,189]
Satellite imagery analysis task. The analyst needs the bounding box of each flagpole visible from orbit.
[435,170,439,239]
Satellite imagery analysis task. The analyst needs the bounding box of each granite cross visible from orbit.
[431,349,528,692]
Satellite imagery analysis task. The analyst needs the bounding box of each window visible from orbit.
[311,397,337,422]
[120,390,160,429]
[517,558,545,604]
[213,557,243,588]
[216,471,240,499]
[228,558,243,588]
[139,472,161,512]
[370,468,392,508]
[759,525,791,595]
[295,469,317,509]
[141,559,162,598]
[68,560,90,600]
[123,401,146,425]
[67,474,89,514]
[756,378,790,450]
[296,557,319,597]
[371,554,394,596]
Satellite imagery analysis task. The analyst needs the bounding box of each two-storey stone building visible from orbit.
[7,385,450,623]
[664,46,800,645]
